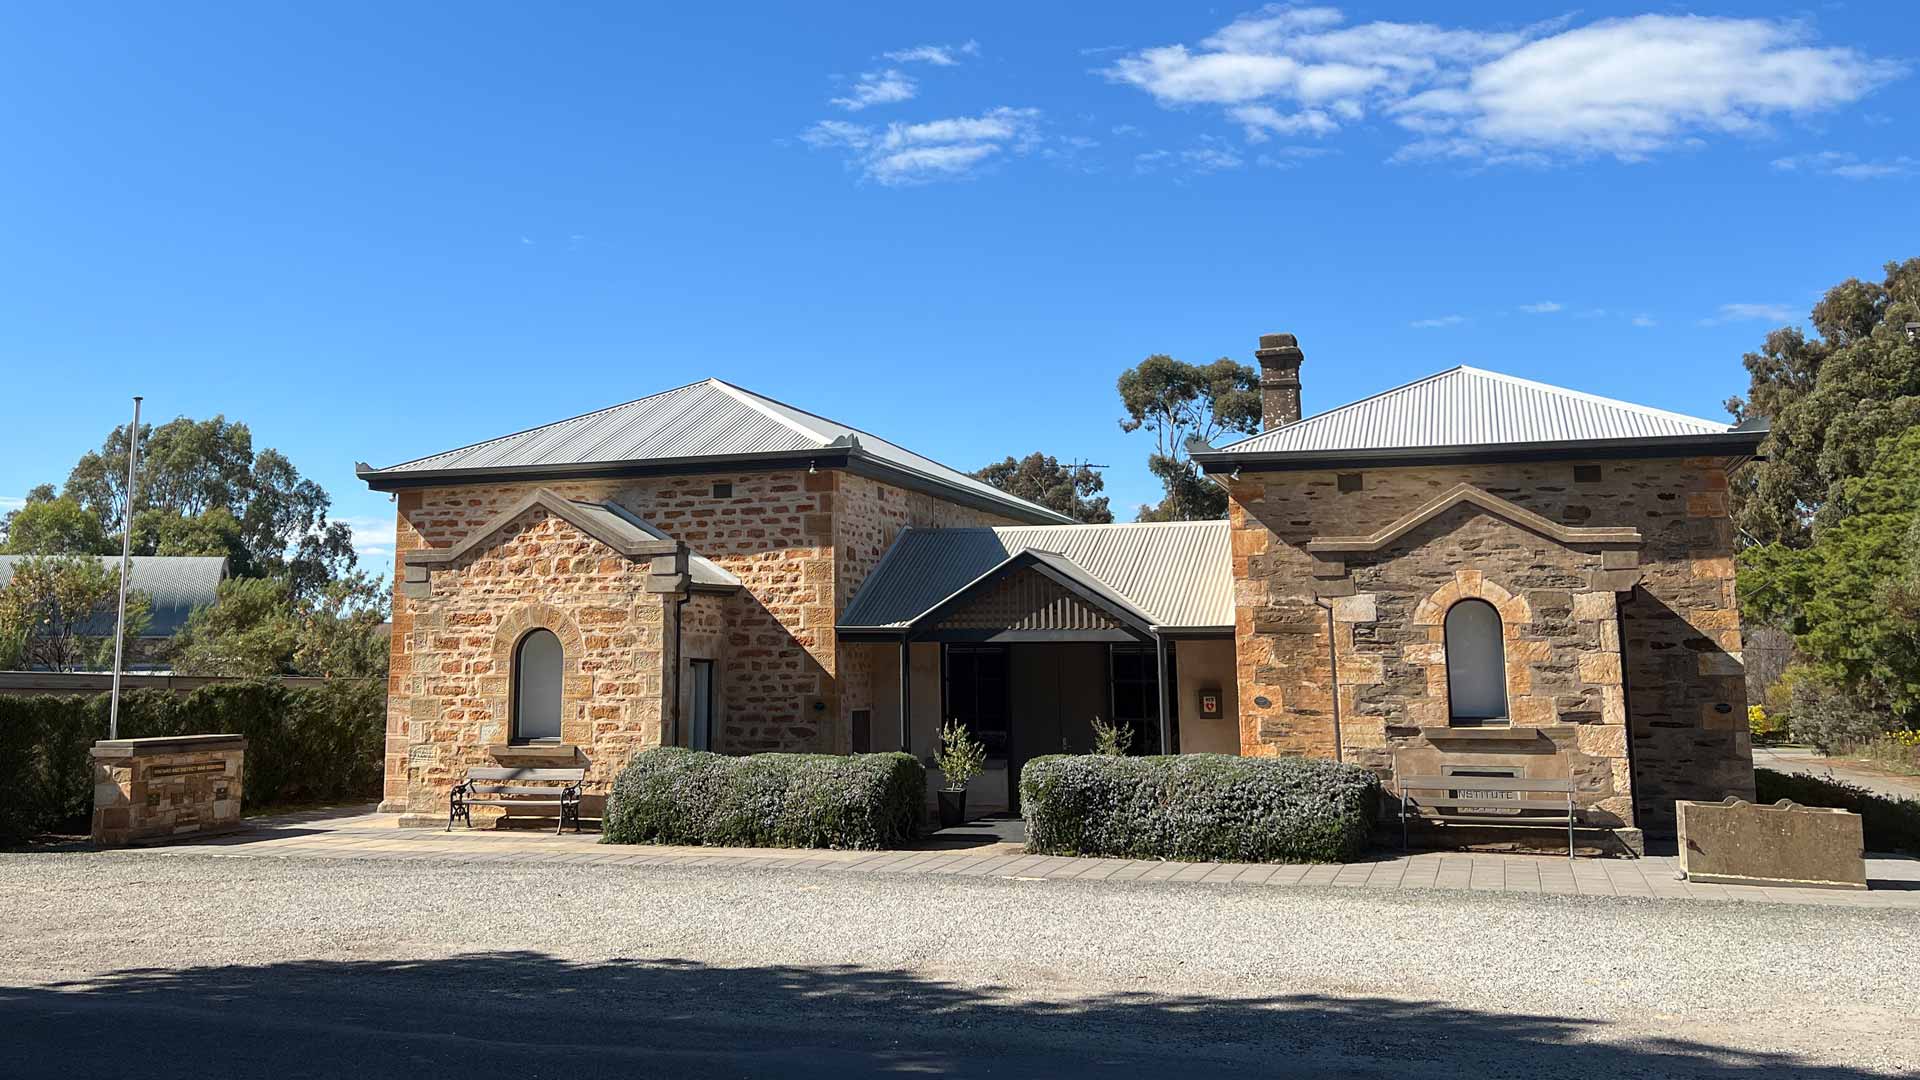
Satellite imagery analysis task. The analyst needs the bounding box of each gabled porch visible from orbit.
[837,524,1239,814]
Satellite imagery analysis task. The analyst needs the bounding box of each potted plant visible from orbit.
[933,719,986,828]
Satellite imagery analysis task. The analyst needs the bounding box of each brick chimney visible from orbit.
[1255,332,1304,430]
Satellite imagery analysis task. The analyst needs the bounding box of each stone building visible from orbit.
[364,347,1762,847]
[1191,337,1764,845]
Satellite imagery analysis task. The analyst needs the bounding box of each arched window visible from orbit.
[512,628,564,741]
[1444,599,1508,724]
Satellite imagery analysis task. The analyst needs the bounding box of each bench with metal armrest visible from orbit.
[448,767,586,835]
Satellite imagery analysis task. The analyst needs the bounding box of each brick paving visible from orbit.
[137,806,1920,908]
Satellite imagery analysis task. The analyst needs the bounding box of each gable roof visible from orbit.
[0,555,227,637]
[1193,365,1762,464]
[358,378,1072,525]
[838,521,1232,634]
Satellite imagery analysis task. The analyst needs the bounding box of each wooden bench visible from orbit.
[448,767,586,834]
[1397,773,1578,858]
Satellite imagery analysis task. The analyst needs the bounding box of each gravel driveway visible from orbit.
[3,850,1915,1078]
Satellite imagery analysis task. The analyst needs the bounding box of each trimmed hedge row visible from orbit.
[1756,767,1920,854]
[1022,753,1381,864]
[0,680,386,843]
[604,747,924,850]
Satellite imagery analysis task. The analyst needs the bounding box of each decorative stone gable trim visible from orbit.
[398,487,688,599]
[1305,483,1641,554]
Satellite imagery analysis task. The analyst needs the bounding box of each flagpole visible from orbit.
[108,396,142,742]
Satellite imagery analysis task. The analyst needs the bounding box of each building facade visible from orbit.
[365,346,1763,846]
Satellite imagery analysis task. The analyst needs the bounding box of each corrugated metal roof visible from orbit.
[0,555,227,636]
[1207,366,1738,456]
[363,378,1070,523]
[838,521,1232,631]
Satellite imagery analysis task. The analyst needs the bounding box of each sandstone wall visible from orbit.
[390,504,667,814]
[1227,457,1752,834]
[379,467,1033,811]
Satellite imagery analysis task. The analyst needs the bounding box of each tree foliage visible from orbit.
[1738,425,1920,725]
[61,415,357,594]
[1,495,110,555]
[171,572,389,679]
[974,453,1113,523]
[1116,355,1261,521]
[1726,258,1920,546]
[0,556,151,672]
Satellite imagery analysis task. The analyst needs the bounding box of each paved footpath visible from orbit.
[130,805,1920,908]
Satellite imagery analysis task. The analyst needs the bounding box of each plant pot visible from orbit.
[936,788,968,828]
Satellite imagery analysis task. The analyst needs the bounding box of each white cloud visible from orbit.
[1700,302,1796,326]
[1135,137,1245,174]
[0,496,25,511]
[831,69,917,111]
[337,515,395,566]
[1631,314,1657,328]
[1518,301,1562,314]
[802,107,1043,185]
[1105,9,1901,164]
[1410,314,1467,328]
[884,40,980,66]
[1772,150,1918,180]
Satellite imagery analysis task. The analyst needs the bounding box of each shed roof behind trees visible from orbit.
[0,555,228,636]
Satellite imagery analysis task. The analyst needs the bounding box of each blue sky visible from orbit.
[1,3,1913,566]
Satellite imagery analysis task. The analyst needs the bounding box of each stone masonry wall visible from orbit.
[833,473,1024,752]
[379,468,1030,810]
[394,505,667,814]
[1227,457,1753,834]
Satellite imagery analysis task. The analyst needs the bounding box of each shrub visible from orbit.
[1089,715,1133,756]
[1755,767,1920,854]
[1788,679,1894,753]
[933,721,985,791]
[0,679,386,843]
[603,747,925,850]
[1021,753,1381,864]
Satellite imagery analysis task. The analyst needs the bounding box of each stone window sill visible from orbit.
[1419,726,1546,742]
[488,743,581,761]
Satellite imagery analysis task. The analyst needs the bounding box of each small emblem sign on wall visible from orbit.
[1197,687,1223,720]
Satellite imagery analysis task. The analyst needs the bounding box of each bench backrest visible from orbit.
[466,767,586,783]
[1397,775,1573,794]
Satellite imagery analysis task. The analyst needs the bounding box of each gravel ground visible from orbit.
[3,851,1916,1078]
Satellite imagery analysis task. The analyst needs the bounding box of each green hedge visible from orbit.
[1022,753,1381,864]
[1755,767,1920,854]
[0,680,386,843]
[604,747,924,850]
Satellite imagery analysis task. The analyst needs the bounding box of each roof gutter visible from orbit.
[1192,430,1768,473]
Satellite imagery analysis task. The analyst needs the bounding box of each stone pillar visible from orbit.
[90,734,246,847]
[1255,333,1304,430]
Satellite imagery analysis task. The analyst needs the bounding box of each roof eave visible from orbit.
[1193,430,1768,472]
[358,450,852,491]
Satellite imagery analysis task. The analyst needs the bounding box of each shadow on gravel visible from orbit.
[1,951,1894,1079]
